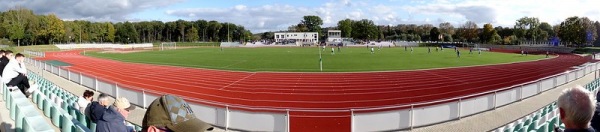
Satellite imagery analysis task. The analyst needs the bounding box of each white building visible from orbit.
[327,30,342,42]
[274,32,319,43]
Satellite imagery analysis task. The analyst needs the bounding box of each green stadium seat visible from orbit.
[524,118,531,126]
[10,93,29,120]
[514,122,523,132]
[43,98,52,117]
[60,114,75,132]
[51,106,60,126]
[23,116,54,132]
[527,120,537,132]
[89,122,97,132]
[15,100,38,132]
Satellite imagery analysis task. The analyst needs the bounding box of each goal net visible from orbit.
[160,42,177,51]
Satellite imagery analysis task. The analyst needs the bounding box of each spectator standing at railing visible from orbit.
[74,90,94,113]
[0,50,12,78]
[142,94,213,132]
[556,86,596,132]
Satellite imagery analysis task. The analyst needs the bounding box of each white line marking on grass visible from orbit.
[222,60,248,68]
[220,72,256,90]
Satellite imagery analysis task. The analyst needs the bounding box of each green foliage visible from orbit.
[351,19,379,40]
[337,19,353,37]
[559,16,597,47]
[87,47,545,72]
[186,26,199,42]
[301,15,323,33]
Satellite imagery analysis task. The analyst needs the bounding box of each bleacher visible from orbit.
[496,78,600,132]
[2,83,55,131]
[1,70,144,132]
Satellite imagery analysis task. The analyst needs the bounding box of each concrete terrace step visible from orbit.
[0,90,60,132]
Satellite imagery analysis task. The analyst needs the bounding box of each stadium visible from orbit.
[2,1,600,132]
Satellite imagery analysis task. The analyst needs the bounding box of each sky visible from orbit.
[1,0,599,33]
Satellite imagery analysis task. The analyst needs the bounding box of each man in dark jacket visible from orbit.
[87,93,127,132]
[0,50,11,77]
[590,91,600,130]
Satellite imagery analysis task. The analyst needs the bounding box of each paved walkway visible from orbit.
[0,99,15,132]
[411,72,598,132]
[25,64,230,132]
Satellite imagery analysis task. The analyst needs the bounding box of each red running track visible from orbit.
[36,50,592,132]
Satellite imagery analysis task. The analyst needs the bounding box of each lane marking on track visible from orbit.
[219,72,256,90]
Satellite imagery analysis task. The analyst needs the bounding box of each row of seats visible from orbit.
[27,71,143,131]
[25,72,92,132]
[496,78,600,132]
[2,83,54,131]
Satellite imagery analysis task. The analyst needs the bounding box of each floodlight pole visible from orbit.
[319,45,323,72]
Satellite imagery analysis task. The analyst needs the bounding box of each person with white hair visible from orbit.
[557,86,596,132]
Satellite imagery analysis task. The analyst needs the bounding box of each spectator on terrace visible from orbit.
[0,50,13,78]
[557,86,596,132]
[3,53,31,96]
[88,93,128,132]
[75,90,95,113]
[590,91,600,131]
[114,97,136,132]
[142,94,213,132]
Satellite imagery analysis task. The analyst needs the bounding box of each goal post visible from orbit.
[160,42,177,51]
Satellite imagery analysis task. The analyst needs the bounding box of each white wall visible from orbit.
[55,43,153,50]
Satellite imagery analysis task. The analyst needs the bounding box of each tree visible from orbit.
[207,21,222,41]
[514,17,541,42]
[261,32,274,40]
[337,19,353,37]
[42,14,65,44]
[595,21,600,46]
[429,27,440,41]
[115,21,139,43]
[459,21,478,42]
[106,22,116,43]
[186,26,199,42]
[2,8,28,46]
[558,16,597,47]
[300,15,323,33]
[539,22,554,37]
[351,19,378,40]
[481,23,496,43]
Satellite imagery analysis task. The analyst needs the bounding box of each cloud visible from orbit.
[406,4,496,24]
[165,0,416,32]
[0,0,184,21]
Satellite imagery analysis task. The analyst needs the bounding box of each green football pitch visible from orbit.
[86,47,546,72]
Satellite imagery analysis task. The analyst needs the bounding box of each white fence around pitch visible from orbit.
[25,57,599,132]
[54,43,153,50]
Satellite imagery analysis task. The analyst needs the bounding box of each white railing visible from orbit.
[24,50,45,57]
[25,57,600,132]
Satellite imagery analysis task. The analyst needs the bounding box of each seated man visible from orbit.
[2,53,31,96]
[0,50,12,78]
[143,94,213,132]
[557,86,596,132]
[89,93,129,132]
